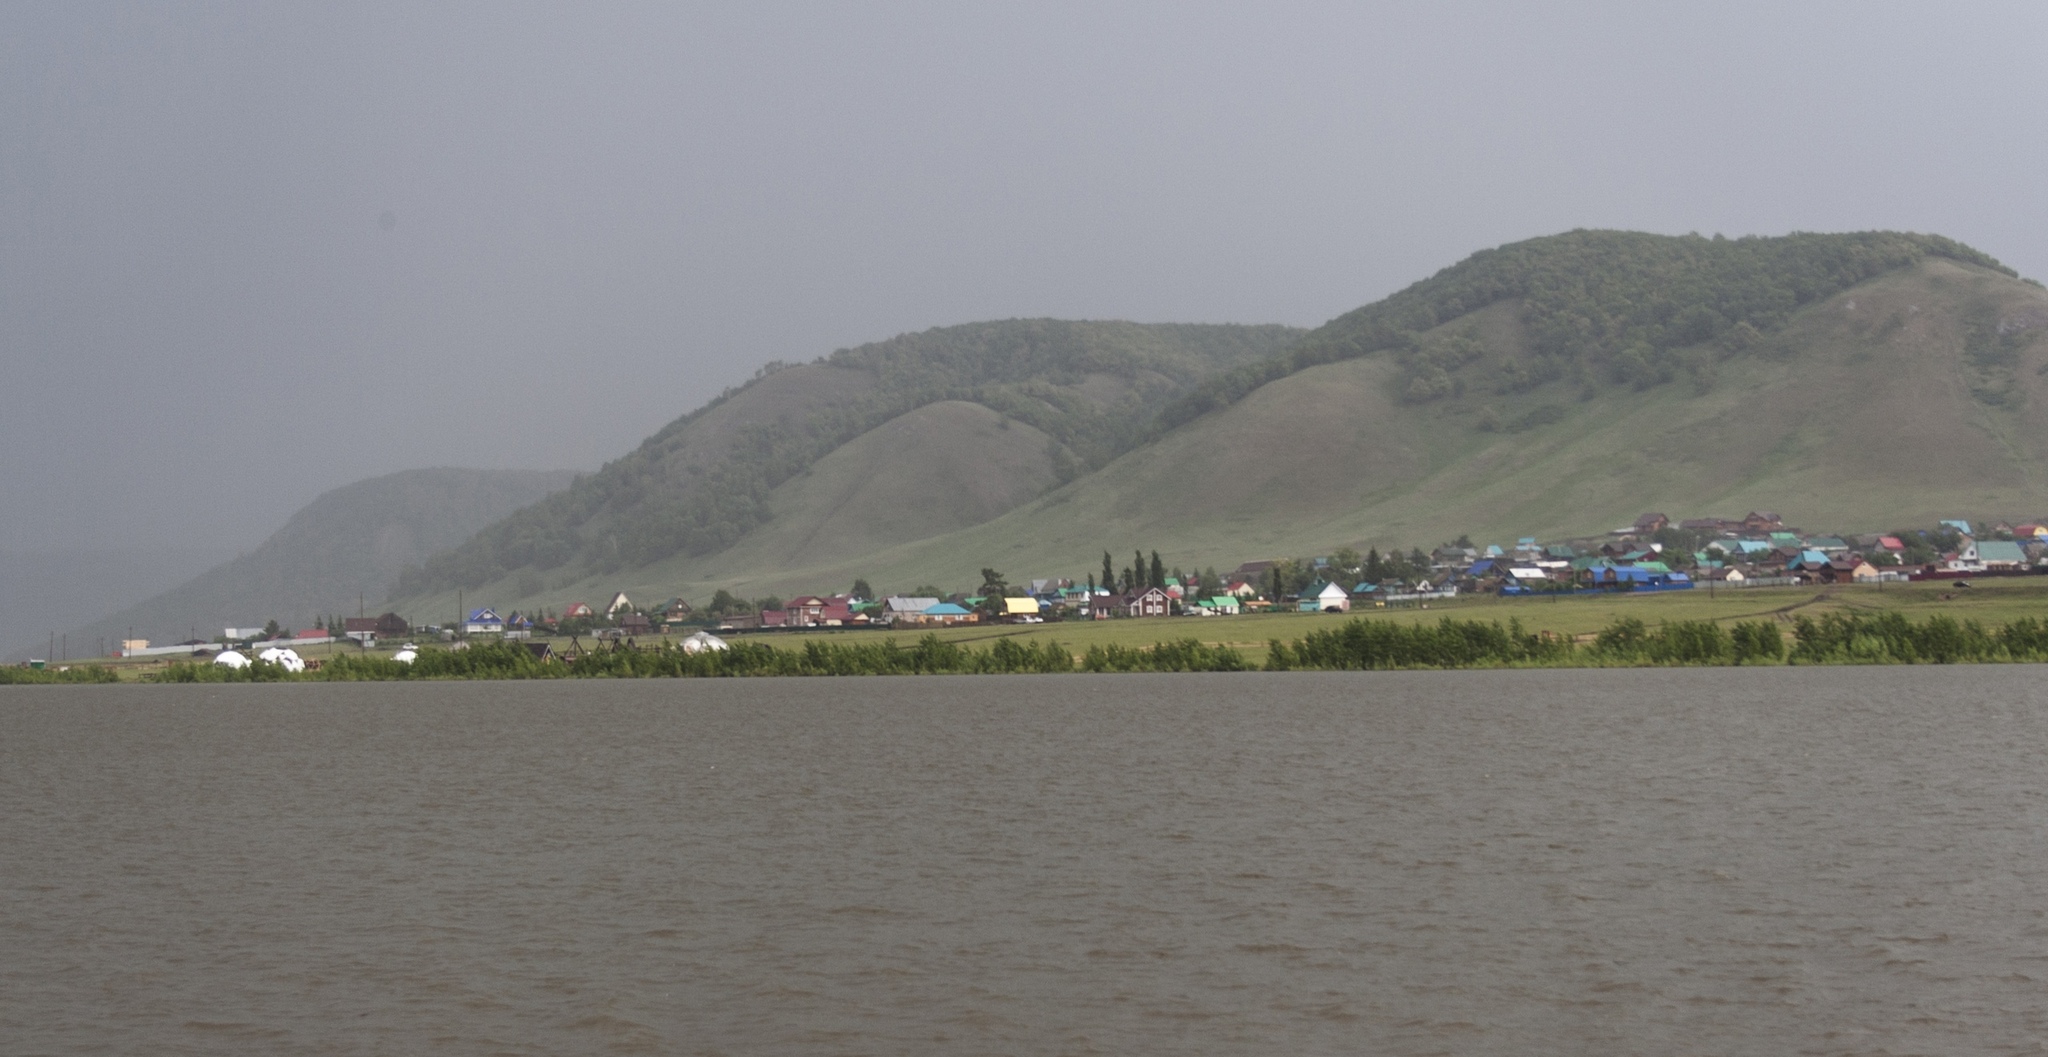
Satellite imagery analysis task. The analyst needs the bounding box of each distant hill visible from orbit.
[29,467,576,656]
[385,230,2048,615]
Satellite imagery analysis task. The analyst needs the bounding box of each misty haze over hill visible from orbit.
[5,4,2048,568]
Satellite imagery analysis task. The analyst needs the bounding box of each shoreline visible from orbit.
[9,607,2045,683]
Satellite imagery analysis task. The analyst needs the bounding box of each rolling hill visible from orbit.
[382,230,2048,616]
[24,467,577,657]
[389,320,1305,596]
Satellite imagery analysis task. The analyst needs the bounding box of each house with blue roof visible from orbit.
[462,608,504,635]
[921,601,977,626]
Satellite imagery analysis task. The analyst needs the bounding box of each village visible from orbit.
[92,511,2048,663]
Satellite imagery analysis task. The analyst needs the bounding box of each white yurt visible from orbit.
[681,630,729,654]
[257,646,306,672]
[391,649,418,664]
[213,649,250,669]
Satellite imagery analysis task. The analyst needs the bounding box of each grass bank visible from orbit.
[130,609,2048,681]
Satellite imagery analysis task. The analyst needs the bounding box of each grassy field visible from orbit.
[72,578,2048,681]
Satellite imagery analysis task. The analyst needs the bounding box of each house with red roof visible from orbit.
[784,596,829,626]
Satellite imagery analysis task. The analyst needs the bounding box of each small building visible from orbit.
[1230,560,1279,584]
[562,602,595,620]
[1633,512,1670,535]
[784,596,830,627]
[462,608,504,635]
[1743,511,1784,533]
[1001,596,1043,622]
[921,602,977,626]
[618,612,653,636]
[1977,540,2028,569]
[1122,587,1171,618]
[1296,581,1350,613]
[883,596,941,625]
[605,592,634,617]
[342,617,380,645]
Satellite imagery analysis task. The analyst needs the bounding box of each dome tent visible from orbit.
[213,650,249,669]
[257,647,305,673]
[681,630,729,654]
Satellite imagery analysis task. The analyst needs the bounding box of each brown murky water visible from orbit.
[6,668,2048,1055]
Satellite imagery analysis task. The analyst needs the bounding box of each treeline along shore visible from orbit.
[10,611,2048,683]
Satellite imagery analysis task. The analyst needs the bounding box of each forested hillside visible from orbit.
[393,320,1301,593]
[1156,230,2015,431]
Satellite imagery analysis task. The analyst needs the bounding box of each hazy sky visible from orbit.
[5,2,2046,553]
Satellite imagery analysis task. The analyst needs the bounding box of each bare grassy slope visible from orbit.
[590,256,2048,600]
[393,320,1303,594]
[386,235,2048,615]
[897,258,2048,575]
[708,400,1060,570]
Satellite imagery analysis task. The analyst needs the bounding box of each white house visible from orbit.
[883,597,941,624]
[1301,581,1350,613]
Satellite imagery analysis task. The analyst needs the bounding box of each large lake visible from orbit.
[6,669,2048,1055]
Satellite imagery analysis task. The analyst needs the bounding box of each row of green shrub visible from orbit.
[0,664,121,684]
[1263,617,1786,670]
[126,611,2048,683]
[1786,612,2048,664]
[154,635,1235,681]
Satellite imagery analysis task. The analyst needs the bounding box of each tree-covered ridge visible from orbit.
[1156,230,2016,431]
[394,320,1302,594]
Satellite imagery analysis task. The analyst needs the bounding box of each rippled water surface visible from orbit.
[7,669,2048,1055]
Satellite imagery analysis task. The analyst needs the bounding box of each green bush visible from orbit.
[0,664,120,684]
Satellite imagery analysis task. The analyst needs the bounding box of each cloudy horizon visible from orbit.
[6,2,2046,556]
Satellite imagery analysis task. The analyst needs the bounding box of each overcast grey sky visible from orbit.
[5,2,2045,553]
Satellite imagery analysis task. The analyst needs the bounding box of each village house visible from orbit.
[605,592,634,617]
[1001,596,1044,622]
[342,617,379,645]
[1230,560,1279,584]
[1743,511,1785,533]
[921,601,977,626]
[883,597,941,625]
[1977,540,2028,569]
[1297,580,1350,613]
[462,608,504,635]
[783,596,830,627]
[1122,586,1172,618]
